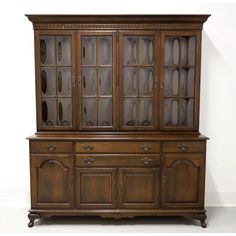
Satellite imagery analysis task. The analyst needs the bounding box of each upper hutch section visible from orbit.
[26,14,210,132]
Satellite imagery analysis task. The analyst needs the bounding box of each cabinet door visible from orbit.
[162,154,205,208]
[36,32,76,130]
[76,168,116,208]
[119,168,160,208]
[160,31,201,130]
[119,32,158,130]
[78,32,117,130]
[31,154,73,208]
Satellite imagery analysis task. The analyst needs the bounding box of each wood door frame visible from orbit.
[161,153,205,208]
[159,30,201,131]
[31,154,73,209]
[118,30,158,131]
[75,167,117,209]
[118,167,160,209]
[76,31,117,131]
[35,30,76,131]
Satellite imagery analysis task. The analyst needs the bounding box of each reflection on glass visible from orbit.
[83,98,97,127]
[98,36,112,65]
[139,36,154,65]
[98,67,112,95]
[57,67,71,96]
[123,36,138,65]
[139,98,153,126]
[139,68,153,96]
[82,37,96,65]
[41,68,56,96]
[98,99,112,126]
[123,98,138,126]
[42,98,57,126]
[56,36,71,65]
[163,98,194,127]
[58,98,72,126]
[123,67,138,96]
[82,67,96,96]
[40,36,55,65]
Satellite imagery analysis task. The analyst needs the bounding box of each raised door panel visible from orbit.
[162,154,205,208]
[119,168,160,209]
[76,168,116,209]
[119,31,158,130]
[160,31,201,130]
[78,32,117,130]
[31,154,73,208]
[36,32,76,131]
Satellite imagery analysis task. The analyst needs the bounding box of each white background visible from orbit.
[0,0,236,207]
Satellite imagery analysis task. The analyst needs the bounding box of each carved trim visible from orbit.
[33,23,202,30]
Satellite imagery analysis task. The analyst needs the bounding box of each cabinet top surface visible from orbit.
[26,14,210,24]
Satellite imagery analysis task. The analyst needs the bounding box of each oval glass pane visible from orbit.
[172,38,180,65]
[172,69,179,96]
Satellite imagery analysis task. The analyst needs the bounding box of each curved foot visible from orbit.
[193,210,207,228]
[28,213,40,228]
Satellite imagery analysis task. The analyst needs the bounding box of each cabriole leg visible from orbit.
[28,213,40,227]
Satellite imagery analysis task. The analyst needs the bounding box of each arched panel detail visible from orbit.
[168,159,198,169]
[39,159,68,171]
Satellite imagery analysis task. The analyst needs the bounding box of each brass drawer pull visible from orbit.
[82,145,94,151]
[46,144,57,152]
[141,157,152,165]
[141,144,152,152]
[83,158,95,165]
[178,143,189,151]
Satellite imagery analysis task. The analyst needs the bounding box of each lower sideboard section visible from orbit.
[28,137,207,228]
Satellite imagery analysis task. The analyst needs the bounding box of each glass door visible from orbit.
[38,32,75,130]
[120,32,157,130]
[79,32,116,130]
[160,31,200,130]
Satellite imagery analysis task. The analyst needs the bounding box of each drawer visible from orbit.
[76,142,160,153]
[162,141,205,153]
[76,154,160,167]
[30,141,73,153]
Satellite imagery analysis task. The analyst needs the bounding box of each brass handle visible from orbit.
[83,158,95,165]
[141,144,151,152]
[82,145,94,151]
[141,157,152,165]
[178,143,189,151]
[46,144,57,152]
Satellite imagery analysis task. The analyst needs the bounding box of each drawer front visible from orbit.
[162,141,205,153]
[76,154,160,167]
[76,142,160,153]
[30,141,73,153]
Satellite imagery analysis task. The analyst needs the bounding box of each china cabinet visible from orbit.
[26,14,210,228]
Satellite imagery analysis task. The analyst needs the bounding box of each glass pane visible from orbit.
[82,37,96,65]
[187,98,194,126]
[98,67,112,95]
[139,98,153,126]
[123,67,138,96]
[187,68,195,97]
[139,36,154,65]
[123,98,138,126]
[98,98,112,126]
[58,98,72,126]
[180,37,188,66]
[179,68,187,96]
[41,68,56,96]
[139,68,154,96]
[56,36,71,65]
[179,99,187,125]
[57,67,72,96]
[123,36,138,65]
[98,36,112,65]
[172,69,179,96]
[82,67,97,96]
[83,98,97,127]
[41,98,57,126]
[40,36,55,65]
[163,99,178,126]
